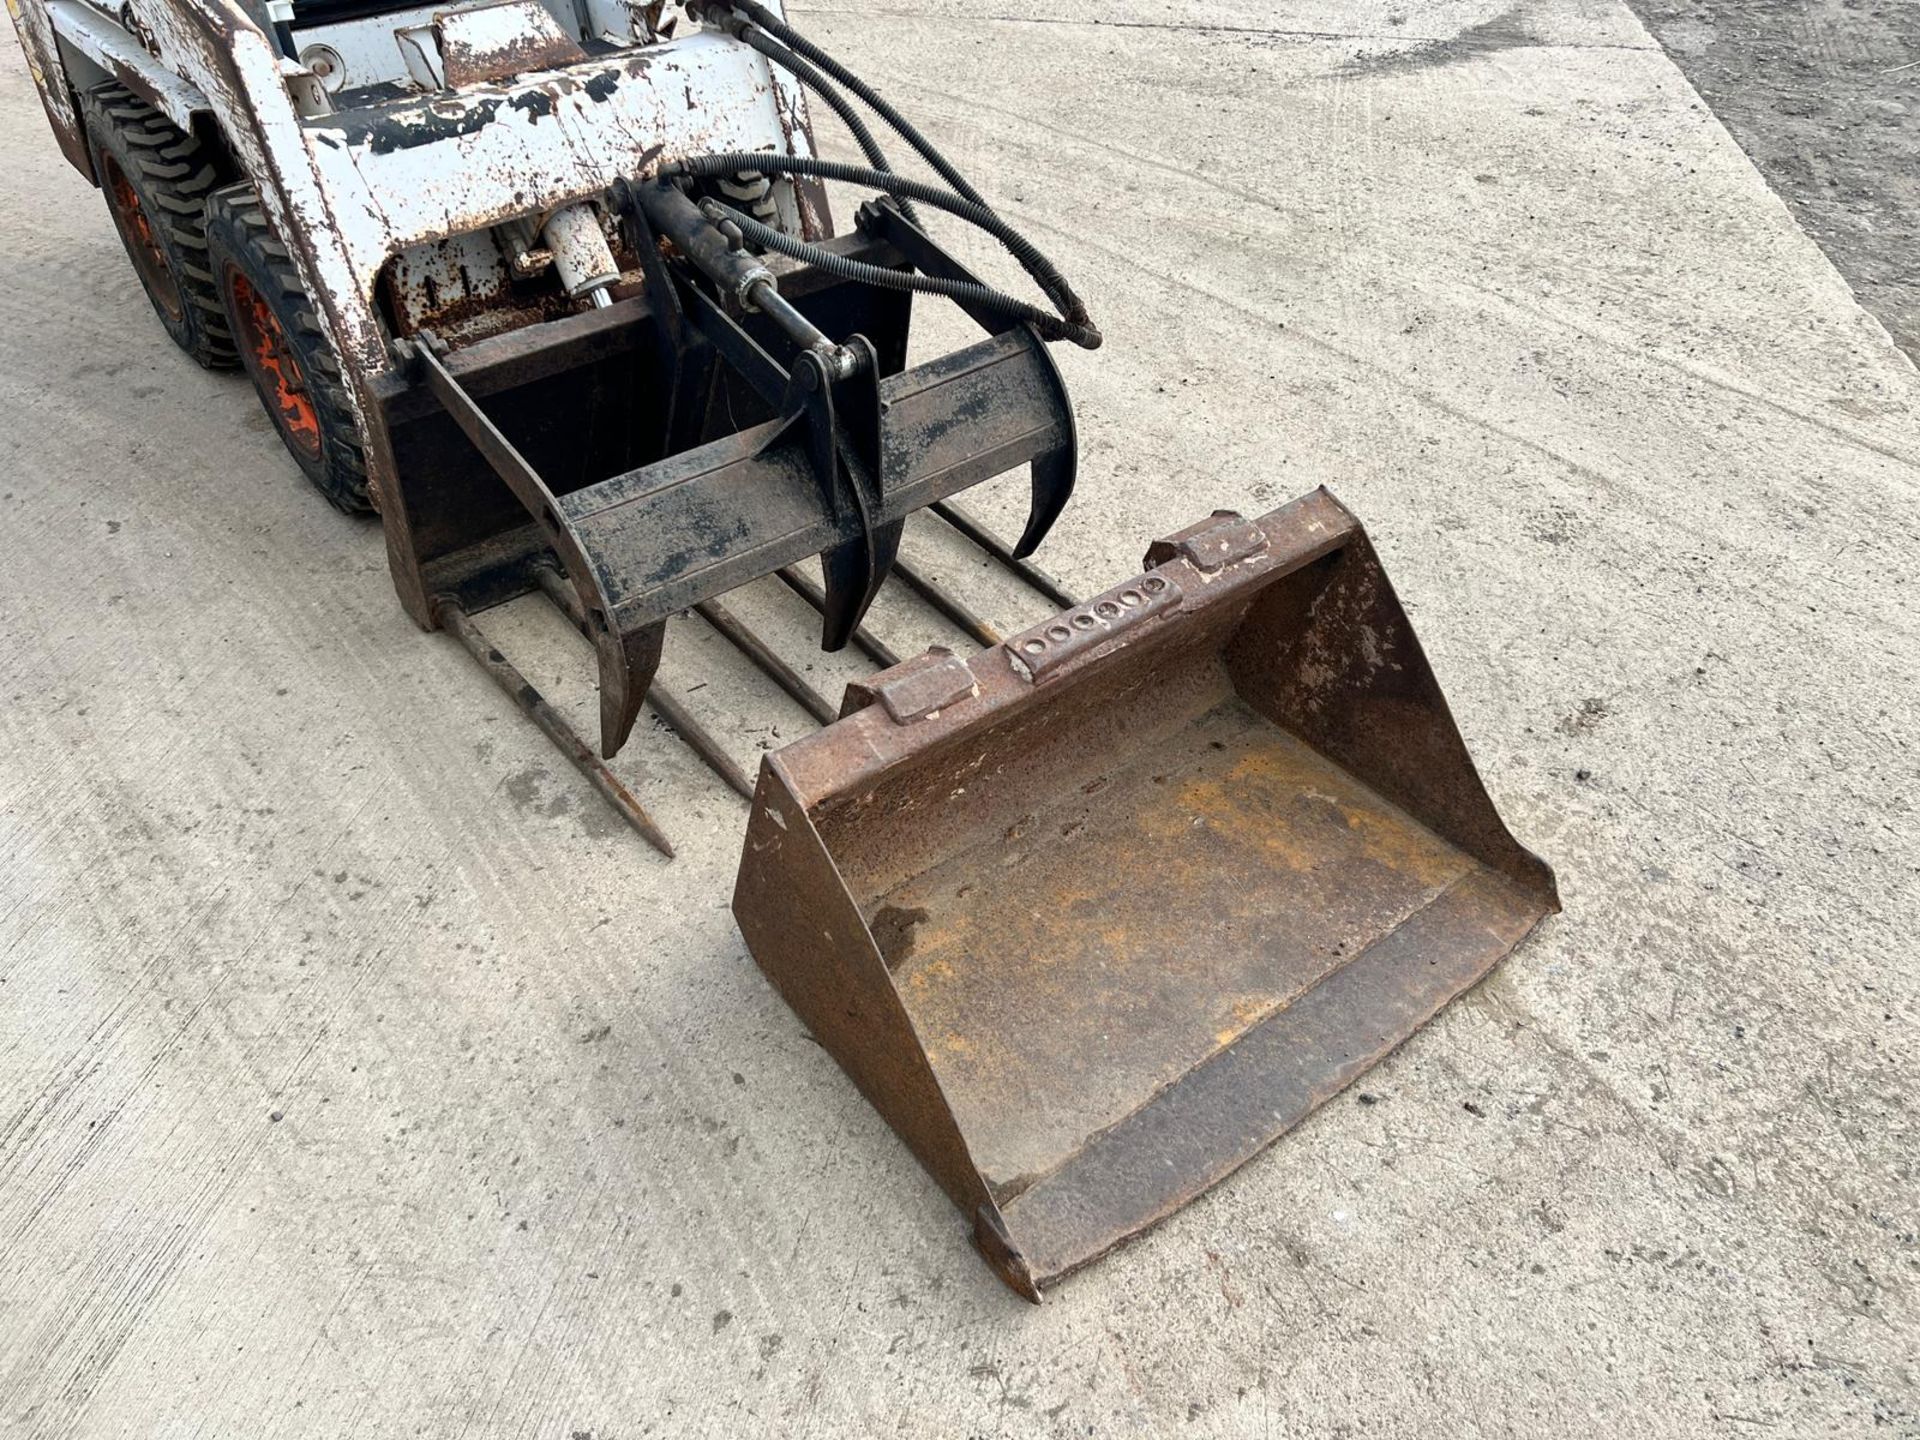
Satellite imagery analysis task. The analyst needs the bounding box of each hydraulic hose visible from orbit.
[678,0,1097,346]
[701,197,1091,345]
[663,151,1101,349]
[730,25,920,226]
[717,0,990,211]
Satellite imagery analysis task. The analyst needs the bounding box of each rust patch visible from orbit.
[871,904,932,970]
[437,1,586,88]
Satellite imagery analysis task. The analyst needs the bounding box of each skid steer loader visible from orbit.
[10,0,1557,1297]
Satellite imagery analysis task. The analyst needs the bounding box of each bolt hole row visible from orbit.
[1017,575,1171,657]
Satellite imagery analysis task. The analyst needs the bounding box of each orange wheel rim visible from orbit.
[227,268,322,462]
[103,154,183,322]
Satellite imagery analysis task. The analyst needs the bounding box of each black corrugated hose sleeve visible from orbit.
[704,199,1091,345]
[732,27,920,226]
[727,0,990,211]
[665,151,1101,349]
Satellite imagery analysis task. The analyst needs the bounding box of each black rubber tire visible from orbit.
[204,185,373,514]
[80,82,236,369]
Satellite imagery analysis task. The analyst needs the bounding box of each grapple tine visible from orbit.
[1011,449,1074,561]
[645,685,757,801]
[819,518,901,652]
[777,566,902,670]
[857,203,1080,568]
[597,622,667,760]
[695,599,838,726]
[407,338,667,762]
[534,565,753,794]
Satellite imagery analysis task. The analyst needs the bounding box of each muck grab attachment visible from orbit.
[391,160,1089,792]
[13,0,1555,1298]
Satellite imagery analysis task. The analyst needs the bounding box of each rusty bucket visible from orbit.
[733,489,1558,1299]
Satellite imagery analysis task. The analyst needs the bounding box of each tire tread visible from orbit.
[204,185,372,514]
[80,81,236,369]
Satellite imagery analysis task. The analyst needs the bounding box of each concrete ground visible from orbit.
[2,1,1916,1435]
[1624,0,1920,361]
